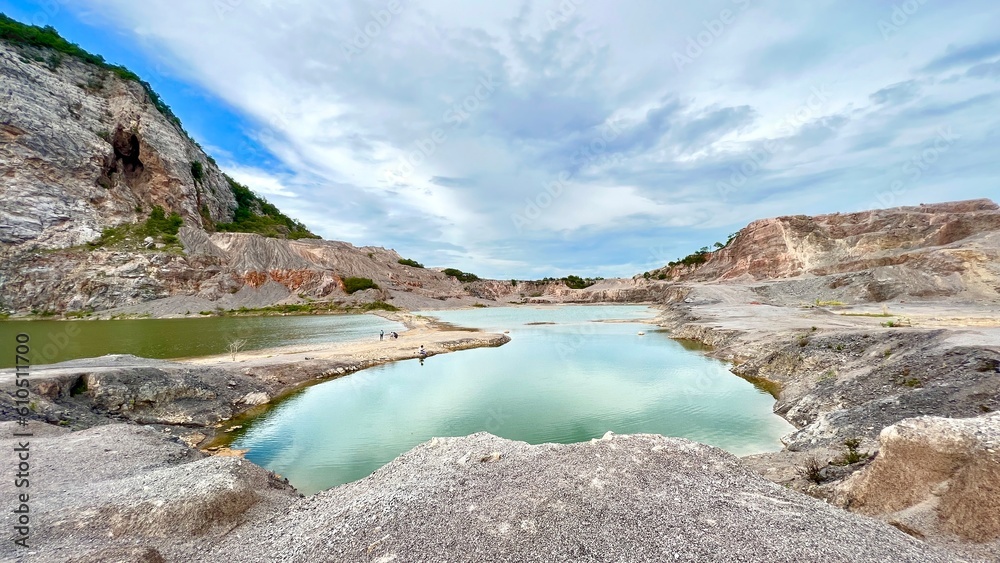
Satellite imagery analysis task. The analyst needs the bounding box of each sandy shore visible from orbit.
[182,325,493,368]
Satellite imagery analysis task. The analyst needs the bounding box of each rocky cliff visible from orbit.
[0,38,236,249]
[656,200,1000,302]
[0,24,479,314]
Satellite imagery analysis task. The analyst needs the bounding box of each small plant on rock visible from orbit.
[799,456,824,484]
[834,438,868,465]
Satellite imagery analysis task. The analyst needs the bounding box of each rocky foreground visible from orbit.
[0,424,958,562]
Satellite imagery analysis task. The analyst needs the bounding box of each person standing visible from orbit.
[380,330,384,341]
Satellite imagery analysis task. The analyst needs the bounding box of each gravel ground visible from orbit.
[210,432,954,562]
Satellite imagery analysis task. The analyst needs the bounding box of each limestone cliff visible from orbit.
[0,22,472,314]
[655,199,1000,302]
[0,38,237,249]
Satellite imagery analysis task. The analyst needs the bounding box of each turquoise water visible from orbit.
[233,305,793,494]
[0,314,403,367]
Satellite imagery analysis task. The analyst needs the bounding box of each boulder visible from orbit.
[837,413,1000,543]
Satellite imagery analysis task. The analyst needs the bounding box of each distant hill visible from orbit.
[650,199,1000,302]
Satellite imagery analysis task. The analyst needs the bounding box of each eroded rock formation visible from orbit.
[836,413,1000,544]
[658,199,1000,302]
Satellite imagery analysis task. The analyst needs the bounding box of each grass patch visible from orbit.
[442,268,480,283]
[815,299,846,307]
[397,258,424,268]
[354,301,399,312]
[87,206,184,251]
[832,438,868,466]
[208,300,400,316]
[343,277,378,294]
[799,456,824,484]
[64,310,93,319]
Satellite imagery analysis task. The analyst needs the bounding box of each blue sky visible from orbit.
[3,1,999,279]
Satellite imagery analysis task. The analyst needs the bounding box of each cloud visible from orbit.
[921,38,1000,73]
[869,80,922,106]
[63,0,1000,278]
[967,60,1000,79]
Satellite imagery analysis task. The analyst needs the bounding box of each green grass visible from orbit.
[397,258,424,268]
[833,438,868,465]
[207,300,399,316]
[87,206,184,251]
[354,301,399,312]
[815,299,846,307]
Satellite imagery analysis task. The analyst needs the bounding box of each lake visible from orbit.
[232,305,794,494]
[0,314,403,368]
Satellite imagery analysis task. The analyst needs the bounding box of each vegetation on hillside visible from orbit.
[1,14,181,126]
[662,231,742,271]
[190,161,204,182]
[196,300,400,317]
[343,277,378,294]
[442,268,480,283]
[214,175,318,239]
[562,275,599,289]
[397,258,424,268]
[533,275,603,288]
[87,206,183,250]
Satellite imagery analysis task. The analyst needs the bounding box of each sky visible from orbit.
[2,1,999,279]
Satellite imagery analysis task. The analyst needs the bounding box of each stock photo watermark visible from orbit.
[716,85,830,201]
[510,120,625,232]
[878,0,931,40]
[9,332,32,549]
[672,0,753,72]
[383,73,498,181]
[341,0,406,62]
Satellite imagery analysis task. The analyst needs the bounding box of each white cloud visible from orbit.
[73,0,1000,277]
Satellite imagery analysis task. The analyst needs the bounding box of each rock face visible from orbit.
[0,422,299,562]
[836,413,1000,544]
[0,428,953,563]
[0,40,235,250]
[660,200,1000,302]
[467,277,686,305]
[0,38,484,314]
